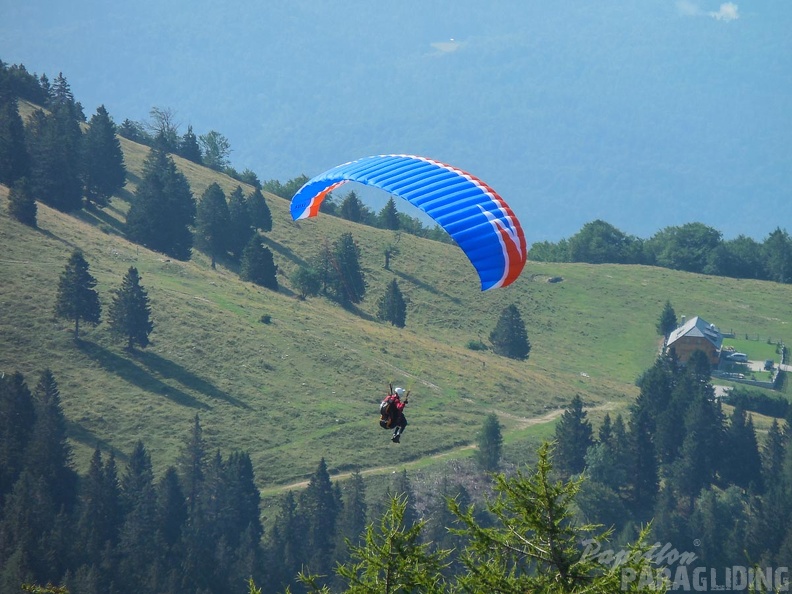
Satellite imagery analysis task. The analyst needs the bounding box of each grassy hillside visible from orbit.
[2,103,791,487]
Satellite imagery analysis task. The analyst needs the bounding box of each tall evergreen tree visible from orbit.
[54,250,101,340]
[26,370,78,511]
[330,232,366,304]
[267,490,307,592]
[720,405,763,491]
[475,413,503,472]
[247,187,272,232]
[125,147,195,260]
[227,185,254,259]
[107,266,153,350]
[0,371,36,498]
[379,196,400,230]
[339,190,365,223]
[489,304,531,360]
[7,176,36,227]
[376,278,407,327]
[336,470,368,557]
[179,414,206,514]
[0,87,30,185]
[82,105,126,207]
[656,299,678,338]
[25,105,84,212]
[239,235,278,290]
[194,182,230,268]
[178,124,203,163]
[298,458,339,578]
[552,394,594,477]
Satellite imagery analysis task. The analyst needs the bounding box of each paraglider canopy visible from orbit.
[290,154,527,290]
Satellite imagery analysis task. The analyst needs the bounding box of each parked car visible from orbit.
[727,352,748,362]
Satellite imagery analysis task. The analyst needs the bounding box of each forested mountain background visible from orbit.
[1,1,790,243]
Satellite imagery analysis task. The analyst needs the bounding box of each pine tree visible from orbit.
[27,370,78,511]
[720,405,763,491]
[376,278,407,327]
[336,470,368,555]
[299,458,339,579]
[82,105,126,208]
[475,413,503,472]
[330,232,366,304]
[340,190,365,222]
[7,176,36,227]
[379,196,400,230]
[108,266,153,350]
[25,106,84,212]
[227,186,254,259]
[54,250,101,340]
[178,124,203,163]
[247,187,272,232]
[179,414,206,514]
[194,182,230,268]
[552,394,594,477]
[489,303,531,360]
[656,299,678,338]
[126,147,196,260]
[0,372,36,499]
[239,235,278,290]
[0,88,30,185]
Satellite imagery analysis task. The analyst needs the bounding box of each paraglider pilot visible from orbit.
[380,384,409,443]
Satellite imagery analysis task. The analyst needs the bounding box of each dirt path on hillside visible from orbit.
[262,401,617,495]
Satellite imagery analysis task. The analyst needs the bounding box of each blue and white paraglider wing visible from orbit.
[290,154,527,290]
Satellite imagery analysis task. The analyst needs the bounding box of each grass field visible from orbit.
[3,105,792,488]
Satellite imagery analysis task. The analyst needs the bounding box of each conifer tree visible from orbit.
[489,303,531,360]
[336,470,368,556]
[720,405,763,491]
[298,458,339,580]
[54,250,101,340]
[194,182,230,268]
[475,412,503,472]
[126,147,195,260]
[267,490,307,592]
[179,414,206,514]
[379,196,400,230]
[552,394,594,477]
[247,186,272,232]
[178,124,203,163]
[82,105,126,207]
[0,88,30,185]
[330,232,366,304]
[7,176,36,227]
[240,235,278,290]
[656,299,678,338]
[27,370,78,510]
[340,190,365,222]
[376,278,407,327]
[108,266,153,350]
[0,371,35,498]
[227,185,254,259]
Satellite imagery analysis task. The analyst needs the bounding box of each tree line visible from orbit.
[531,219,792,284]
[552,348,792,579]
[2,367,672,594]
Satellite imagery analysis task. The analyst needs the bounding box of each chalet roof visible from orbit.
[667,316,723,349]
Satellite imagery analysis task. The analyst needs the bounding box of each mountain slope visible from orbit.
[2,109,791,485]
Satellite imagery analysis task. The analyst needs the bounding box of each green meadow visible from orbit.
[2,103,791,488]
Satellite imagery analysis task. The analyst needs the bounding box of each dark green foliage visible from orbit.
[82,105,126,207]
[568,219,643,264]
[261,174,309,199]
[553,395,594,477]
[339,190,368,223]
[376,278,407,327]
[489,303,531,360]
[7,176,37,227]
[378,196,400,230]
[199,130,231,171]
[178,124,203,163]
[54,250,101,340]
[656,299,677,337]
[194,182,230,268]
[723,387,789,418]
[298,458,339,578]
[239,235,278,290]
[227,185,254,259]
[107,266,153,350]
[720,405,763,491]
[125,147,195,260]
[25,106,84,212]
[763,227,792,283]
[475,412,503,471]
[246,186,272,232]
[0,87,30,185]
[0,372,35,499]
[329,232,366,305]
[118,118,150,144]
[291,265,322,299]
[335,469,368,562]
